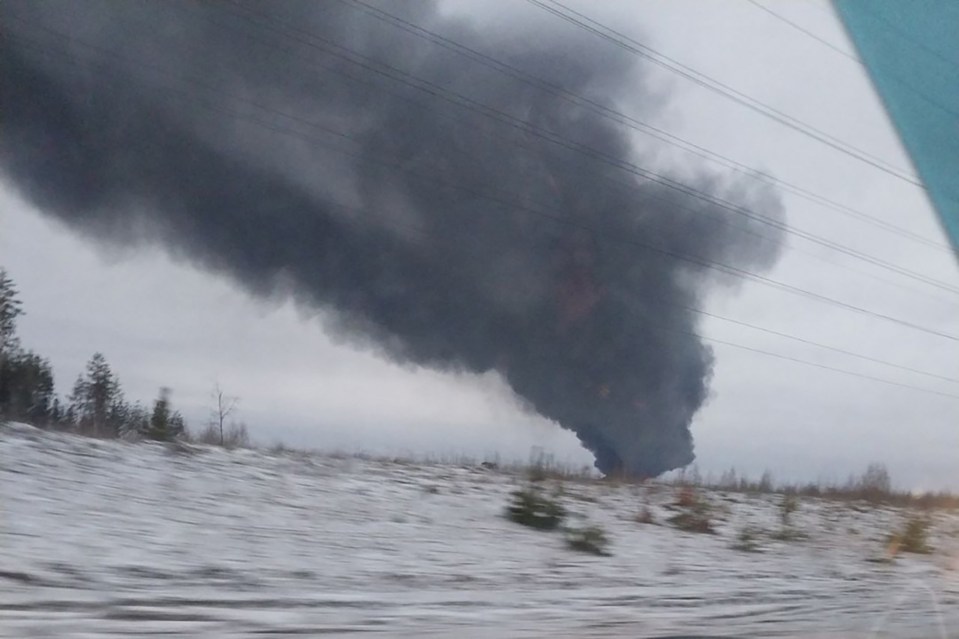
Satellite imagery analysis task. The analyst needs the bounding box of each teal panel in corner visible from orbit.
[833,0,959,254]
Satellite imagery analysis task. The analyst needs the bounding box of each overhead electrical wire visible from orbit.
[5,17,959,400]
[320,0,958,301]
[339,0,948,253]
[683,305,959,385]
[524,0,923,187]
[744,0,861,62]
[686,329,959,401]
[199,1,959,299]
[745,0,959,121]
[7,20,959,346]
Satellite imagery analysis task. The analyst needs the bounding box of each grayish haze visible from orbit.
[1,1,957,486]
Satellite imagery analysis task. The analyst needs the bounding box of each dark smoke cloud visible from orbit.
[0,0,785,476]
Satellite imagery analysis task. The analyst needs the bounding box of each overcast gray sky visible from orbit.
[2,0,957,488]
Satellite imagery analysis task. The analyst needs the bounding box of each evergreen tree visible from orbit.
[0,268,186,438]
[169,412,186,439]
[49,396,64,426]
[0,268,23,358]
[147,387,184,441]
[0,351,55,424]
[70,353,123,437]
[0,269,57,425]
[113,400,150,439]
[67,374,85,429]
[149,387,170,440]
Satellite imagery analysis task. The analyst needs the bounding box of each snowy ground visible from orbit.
[2,422,959,638]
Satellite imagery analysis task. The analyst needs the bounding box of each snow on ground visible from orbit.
[2,422,959,638]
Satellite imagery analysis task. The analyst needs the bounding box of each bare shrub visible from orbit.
[675,486,699,508]
[195,424,221,445]
[858,463,892,499]
[194,422,249,449]
[222,422,249,449]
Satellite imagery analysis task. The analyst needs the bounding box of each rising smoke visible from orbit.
[0,0,785,476]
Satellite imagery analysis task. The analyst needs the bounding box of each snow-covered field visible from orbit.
[2,422,959,638]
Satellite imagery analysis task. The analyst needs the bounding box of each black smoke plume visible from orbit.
[0,0,785,476]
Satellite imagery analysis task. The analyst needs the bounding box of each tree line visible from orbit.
[0,267,247,445]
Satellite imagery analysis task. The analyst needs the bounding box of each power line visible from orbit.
[524,0,922,186]
[691,329,959,401]
[745,0,959,122]
[7,20,959,350]
[339,0,949,252]
[375,208,959,391]
[797,0,840,18]
[377,201,959,386]
[367,213,959,390]
[744,0,860,62]
[204,1,959,298]
[686,305,959,385]
[6,26,959,400]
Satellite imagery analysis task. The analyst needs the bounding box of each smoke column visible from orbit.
[0,0,785,476]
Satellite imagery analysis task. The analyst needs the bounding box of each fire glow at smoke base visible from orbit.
[0,0,785,476]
